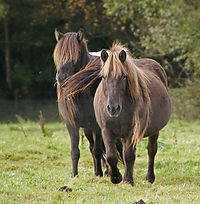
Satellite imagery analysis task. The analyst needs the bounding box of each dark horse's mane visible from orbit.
[53,29,94,125]
[59,58,101,125]
[53,31,89,72]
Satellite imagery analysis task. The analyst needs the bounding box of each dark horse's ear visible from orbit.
[101,49,108,63]
[77,28,84,43]
[55,28,64,42]
[119,50,126,63]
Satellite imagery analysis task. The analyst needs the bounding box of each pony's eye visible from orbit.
[122,75,127,80]
[102,75,107,80]
[71,61,75,67]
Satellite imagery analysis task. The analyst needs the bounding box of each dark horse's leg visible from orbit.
[102,128,122,184]
[66,124,80,177]
[92,131,103,177]
[146,132,159,183]
[84,129,103,177]
[122,136,136,186]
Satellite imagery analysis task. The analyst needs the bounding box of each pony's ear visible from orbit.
[77,28,84,43]
[119,50,126,63]
[101,49,108,63]
[55,28,64,42]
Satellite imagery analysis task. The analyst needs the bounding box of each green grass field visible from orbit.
[0,119,200,204]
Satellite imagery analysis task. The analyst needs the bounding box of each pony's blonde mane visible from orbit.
[101,43,151,145]
[53,32,88,71]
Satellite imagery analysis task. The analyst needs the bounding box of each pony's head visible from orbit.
[53,28,89,85]
[100,47,127,117]
[100,43,151,144]
[100,43,144,117]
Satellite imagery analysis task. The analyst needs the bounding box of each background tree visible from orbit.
[0,0,199,100]
[103,0,200,87]
[0,0,113,99]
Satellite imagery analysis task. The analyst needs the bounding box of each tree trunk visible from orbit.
[4,17,11,89]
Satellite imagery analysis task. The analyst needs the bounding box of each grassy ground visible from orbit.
[0,119,200,203]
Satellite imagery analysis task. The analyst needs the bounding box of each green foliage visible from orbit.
[0,0,58,99]
[0,0,200,99]
[0,120,200,203]
[0,0,9,19]
[103,0,200,87]
[0,0,114,99]
[44,126,54,137]
[170,79,200,121]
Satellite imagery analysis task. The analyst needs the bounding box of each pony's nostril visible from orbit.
[107,105,111,112]
[116,105,121,112]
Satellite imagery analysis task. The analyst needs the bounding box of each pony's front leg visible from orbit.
[102,128,122,184]
[66,124,80,177]
[146,132,159,183]
[122,137,136,186]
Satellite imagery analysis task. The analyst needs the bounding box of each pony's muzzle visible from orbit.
[107,104,121,118]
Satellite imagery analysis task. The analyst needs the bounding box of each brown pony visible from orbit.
[53,29,123,177]
[93,44,171,185]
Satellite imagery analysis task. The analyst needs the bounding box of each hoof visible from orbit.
[95,171,103,177]
[124,179,134,186]
[72,174,79,178]
[111,173,122,184]
[133,199,146,204]
[146,173,155,184]
[104,168,109,176]
[147,179,155,184]
[58,186,72,192]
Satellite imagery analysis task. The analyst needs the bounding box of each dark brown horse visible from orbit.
[53,28,103,177]
[53,29,122,177]
[93,44,171,185]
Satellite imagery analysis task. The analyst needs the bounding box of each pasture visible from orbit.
[0,119,200,203]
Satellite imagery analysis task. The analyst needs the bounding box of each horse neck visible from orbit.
[79,43,92,70]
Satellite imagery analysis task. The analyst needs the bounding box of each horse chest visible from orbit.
[76,97,97,127]
[105,114,133,136]
[95,88,134,136]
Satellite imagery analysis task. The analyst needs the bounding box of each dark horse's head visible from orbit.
[53,28,90,85]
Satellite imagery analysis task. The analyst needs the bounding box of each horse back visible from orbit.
[128,58,171,136]
[138,60,171,136]
[133,59,168,88]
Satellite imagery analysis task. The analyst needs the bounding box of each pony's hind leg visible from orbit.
[84,129,103,177]
[67,124,80,177]
[146,132,159,183]
[116,138,124,162]
[92,132,103,177]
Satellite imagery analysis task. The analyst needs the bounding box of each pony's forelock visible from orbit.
[100,44,129,78]
[53,32,88,71]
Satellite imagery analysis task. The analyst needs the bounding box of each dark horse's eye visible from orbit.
[122,74,127,80]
